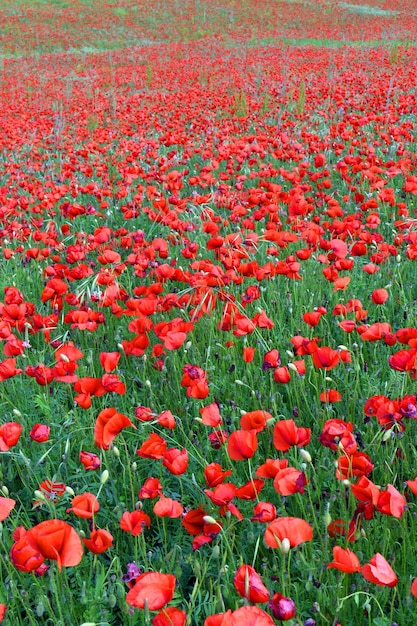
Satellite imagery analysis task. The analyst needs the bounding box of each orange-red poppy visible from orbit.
[327,546,361,573]
[361,553,398,587]
[264,517,313,549]
[67,492,99,519]
[126,572,176,610]
[227,429,258,460]
[120,510,151,536]
[0,497,15,521]
[152,607,187,626]
[82,528,113,554]
[233,564,270,603]
[273,419,311,452]
[94,407,133,449]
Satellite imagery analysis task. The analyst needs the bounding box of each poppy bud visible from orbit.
[100,470,109,485]
[280,538,291,554]
[300,449,312,463]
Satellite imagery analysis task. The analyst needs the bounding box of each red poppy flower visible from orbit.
[273,467,307,496]
[264,517,313,549]
[228,429,258,460]
[200,403,222,427]
[182,507,207,536]
[0,496,15,521]
[163,447,188,475]
[319,419,357,454]
[28,519,83,571]
[251,501,277,523]
[273,419,311,452]
[0,605,6,622]
[206,605,274,626]
[0,358,22,381]
[153,496,184,518]
[0,421,22,452]
[120,510,151,536]
[411,578,417,598]
[136,433,167,459]
[99,351,121,372]
[10,531,45,572]
[327,546,361,573]
[138,477,163,499]
[312,346,340,370]
[256,458,288,478]
[336,451,374,480]
[243,347,255,363]
[371,289,389,304]
[235,479,264,500]
[157,410,176,429]
[126,572,176,610]
[29,423,50,443]
[67,492,99,519]
[233,564,270,603]
[204,463,232,487]
[82,528,113,554]
[361,553,398,587]
[94,408,133,449]
[79,450,101,471]
[268,593,296,621]
[376,484,406,518]
[152,607,186,626]
[273,366,291,384]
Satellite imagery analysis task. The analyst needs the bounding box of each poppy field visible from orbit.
[1,0,417,624]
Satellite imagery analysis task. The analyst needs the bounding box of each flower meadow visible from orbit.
[1,1,417,624]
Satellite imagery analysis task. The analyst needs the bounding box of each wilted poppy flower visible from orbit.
[361,553,398,587]
[264,517,313,549]
[268,593,296,620]
[208,430,228,449]
[126,572,176,610]
[79,450,101,471]
[327,546,361,573]
[82,528,113,554]
[66,492,99,519]
[94,408,133,449]
[29,423,50,443]
[0,496,15,521]
[152,606,187,626]
[234,564,270,603]
[120,510,151,536]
